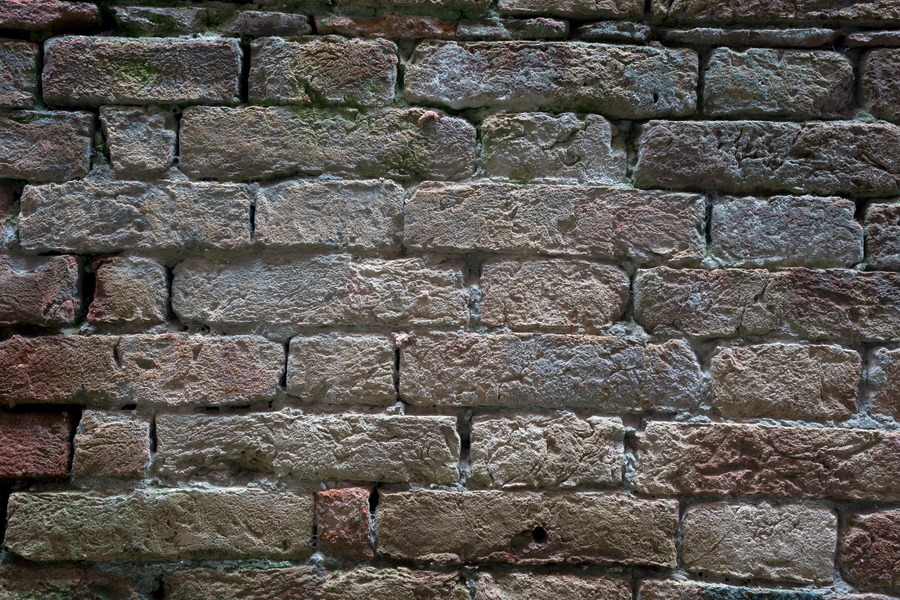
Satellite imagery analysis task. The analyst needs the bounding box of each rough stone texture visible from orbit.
[634,120,900,197]
[401,332,702,412]
[471,414,624,488]
[0,254,80,326]
[842,511,900,590]
[480,258,630,332]
[866,203,900,269]
[112,6,207,36]
[180,106,476,181]
[480,113,626,183]
[0,410,71,478]
[0,562,137,600]
[703,48,853,119]
[155,412,460,483]
[848,31,900,47]
[681,502,837,584]
[0,40,38,108]
[0,0,101,32]
[256,179,403,251]
[640,579,840,600]
[19,180,252,254]
[405,42,697,117]
[457,17,569,39]
[635,422,900,501]
[862,50,900,122]
[0,110,93,182]
[99,106,177,178]
[867,347,900,421]
[87,256,168,325]
[661,27,840,47]
[5,488,314,561]
[477,573,631,600]
[334,0,489,9]
[711,195,863,267]
[317,14,458,38]
[43,37,241,107]
[172,255,468,335]
[0,334,284,408]
[286,334,396,405]
[225,11,311,36]
[711,344,861,421]
[651,0,900,25]
[72,411,150,478]
[575,21,652,42]
[497,0,642,18]
[634,267,900,341]
[316,487,374,560]
[376,491,677,566]
[405,183,705,265]
[250,37,397,107]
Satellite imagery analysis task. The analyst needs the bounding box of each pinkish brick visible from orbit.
[316,487,374,560]
[0,411,72,478]
[842,511,900,590]
[0,0,100,32]
[0,255,80,327]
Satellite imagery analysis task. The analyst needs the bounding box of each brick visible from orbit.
[73,411,150,478]
[256,179,403,251]
[317,14,458,38]
[0,410,71,478]
[401,333,702,412]
[704,48,853,119]
[480,258,629,332]
[652,0,900,25]
[112,6,207,36]
[172,255,468,336]
[0,40,38,108]
[88,256,168,325]
[682,502,836,584]
[867,347,900,420]
[0,563,137,600]
[0,0,100,32]
[286,334,396,405]
[866,203,900,269]
[711,196,863,268]
[848,31,900,47]
[574,21,652,42]
[405,42,697,118]
[99,106,176,178]
[641,580,831,600]
[457,17,569,40]
[165,567,469,600]
[155,412,459,483]
[635,422,900,501]
[225,11,311,36]
[376,491,677,567]
[0,334,284,408]
[842,511,900,590]
[250,37,397,107]
[863,50,900,122]
[477,573,631,600]
[635,267,900,341]
[19,180,252,254]
[0,110,93,182]
[334,0,489,9]
[497,0,642,18]
[711,344,860,421]
[43,37,241,107]
[316,487,373,560]
[405,183,705,265]
[180,106,476,181]
[634,120,900,197]
[661,27,840,47]
[5,488,314,561]
[481,113,626,183]
[0,255,80,326]
[471,414,624,488]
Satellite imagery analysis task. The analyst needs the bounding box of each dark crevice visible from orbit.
[239,41,252,103]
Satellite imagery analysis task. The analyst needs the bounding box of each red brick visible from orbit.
[0,0,100,32]
[842,511,900,590]
[0,410,72,478]
[0,255,80,326]
[316,487,374,561]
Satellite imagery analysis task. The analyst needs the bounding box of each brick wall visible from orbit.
[0,0,899,597]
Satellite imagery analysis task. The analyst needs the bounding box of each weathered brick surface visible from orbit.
[405,183,705,264]
[710,344,861,421]
[155,412,459,483]
[405,42,697,117]
[255,179,403,251]
[471,415,624,488]
[43,37,241,106]
[286,334,396,405]
[19,180,253,254]
[0,410,71,478]
[0,255,80,326]
[848,31,900,47]
[173,255,468,334]
[179,106,476,181]
[401,332,702,412]
[225,11,311,36]
[0,563,137,599]
[316,487,374,560]
[862,50,900,121]
[497,0,641,18]
[640,580,836,600]
[842,511,900,590]
[867,347,900,421]
[661,27,841,47]
[5,488,315,561]
[575,21,652,42]
[250,37,397,107]
[87,256,168,325]
[652,0,900,25]
[478,573,631,600]
[634,120,900,197]
[0,40,38,108]
[0,0,101,32]
[376,491,677,566]
[0,110,93,182]
[711,195,863,267]
[99,106,176,178]
[682,503,837,584]
[866,203,900,269]
[72,411,150,478]
[111,6,206,36]
[317,14,458,38]
[334,0,489,9]
[635,422,900,501]
[480,113,626,183]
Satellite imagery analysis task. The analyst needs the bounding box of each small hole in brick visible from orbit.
[532,526,548,545]
[121,404,136,411]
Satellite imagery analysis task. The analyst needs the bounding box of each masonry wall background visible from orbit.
[0,0,899,597]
